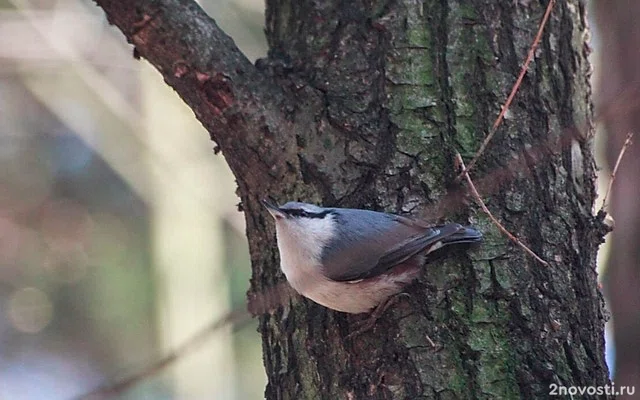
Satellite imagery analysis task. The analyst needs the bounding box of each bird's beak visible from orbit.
[262,198,286,219]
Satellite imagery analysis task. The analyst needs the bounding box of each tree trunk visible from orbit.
[95,0,610,398]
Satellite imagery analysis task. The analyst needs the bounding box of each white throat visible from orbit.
[274,215,335,289]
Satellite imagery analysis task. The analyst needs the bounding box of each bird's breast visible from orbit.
[280,252,422,314]
[276,240,318,290]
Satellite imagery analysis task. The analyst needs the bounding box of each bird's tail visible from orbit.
[441,225,483,245]
[422,224,482,262]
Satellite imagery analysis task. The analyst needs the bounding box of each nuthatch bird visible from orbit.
[262,199,482,314]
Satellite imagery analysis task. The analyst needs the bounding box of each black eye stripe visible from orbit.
[283,209,332,218]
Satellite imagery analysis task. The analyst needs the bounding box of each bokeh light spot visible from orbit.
[8,287,54,333]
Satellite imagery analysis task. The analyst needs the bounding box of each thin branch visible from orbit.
[460,0,556,177]
[455,152,549,266]
[75,309,253,400]
[601,131,635,211]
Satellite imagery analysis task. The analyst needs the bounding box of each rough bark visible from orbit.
[594,1,640,394]
[95,0,610,398]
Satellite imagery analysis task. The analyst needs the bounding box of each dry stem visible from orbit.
[76,309,252,400]
[601,131,634,212]
[455,153,549,266]
[461,0,556,177]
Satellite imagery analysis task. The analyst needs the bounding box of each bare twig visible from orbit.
[461,0,556,177]
[600,132,634,212]
[76,308,252,400]
[455,153,549,266]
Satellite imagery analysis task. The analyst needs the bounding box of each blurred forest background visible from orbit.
[0,0,266,399]
[0,0,623,399]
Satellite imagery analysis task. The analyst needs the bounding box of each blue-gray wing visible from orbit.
[320,209,469,282]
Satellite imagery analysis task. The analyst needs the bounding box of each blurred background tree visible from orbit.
[594,1,640,393]
[0,0,266,399]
